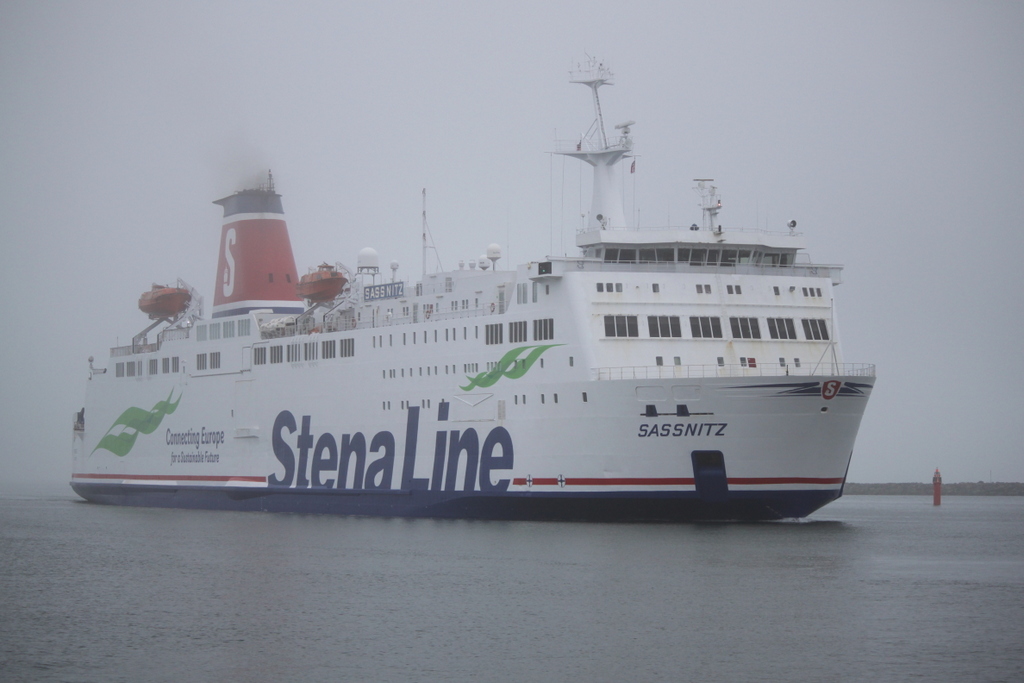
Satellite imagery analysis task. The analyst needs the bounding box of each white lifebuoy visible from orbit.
[425,309,431,319]
[490,303,495,312]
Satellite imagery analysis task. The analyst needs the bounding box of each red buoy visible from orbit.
[932,468,942,506]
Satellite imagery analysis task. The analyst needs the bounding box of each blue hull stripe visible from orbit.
[70,483,841,521]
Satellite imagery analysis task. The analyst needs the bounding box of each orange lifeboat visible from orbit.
[139,284,191,319]
[297,263,347,303]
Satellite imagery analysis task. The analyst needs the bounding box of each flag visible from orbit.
[630,160,636,174]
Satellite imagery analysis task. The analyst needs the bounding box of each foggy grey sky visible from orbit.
[2,0,1022,492]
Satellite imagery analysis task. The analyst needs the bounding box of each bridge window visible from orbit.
[604,315,638,338]
[509,321,527,343]
[802,319,830,341]
[689,316,723,339]
[767,318,798,340]
[730,317,761,339]
[647,315,682,338]
[533,318,554,340]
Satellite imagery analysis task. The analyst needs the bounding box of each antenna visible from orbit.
[422,188,427,279]
[693,180,721,231]
[420,188,444,277]
[557,57,634,231]
[569,57,614,148]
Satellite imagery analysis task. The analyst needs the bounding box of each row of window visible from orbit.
[368,317,560,351]
[196,319,251,342]
[516,282,541,304]
[195,352,221,371]
[252,338,356,366]
[485,319,555,346]
[115,356,181,378]
[514,392,558,405]
[604,315,830,341]
[371,324,483,348]
[649,355,802,369]
[379,393,584,413]
[600,246,794,266]
[385,365,460,379]
[383,356,577,382]
[602,282,826,298]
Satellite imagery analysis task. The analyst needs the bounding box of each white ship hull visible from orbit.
[72,321,873,520]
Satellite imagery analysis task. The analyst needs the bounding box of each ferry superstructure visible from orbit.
[71,62,874,520]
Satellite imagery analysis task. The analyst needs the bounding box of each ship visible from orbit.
[71,61,875,521]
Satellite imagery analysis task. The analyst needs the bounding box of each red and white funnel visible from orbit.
[211,172,303,318]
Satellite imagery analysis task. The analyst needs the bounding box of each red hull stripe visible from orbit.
[72,474,841,487]
[512,476,843,486]
[72,473,267,483]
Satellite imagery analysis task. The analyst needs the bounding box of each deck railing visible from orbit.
[593,363,875,380]
[548,257,842,282]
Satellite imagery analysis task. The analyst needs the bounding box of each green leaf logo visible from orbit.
[91,389,182,457]
[460,344,562,391]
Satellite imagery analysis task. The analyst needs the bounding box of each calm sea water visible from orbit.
[2,492,1022,682]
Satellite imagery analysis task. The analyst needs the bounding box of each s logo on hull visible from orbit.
[822,380,842,400]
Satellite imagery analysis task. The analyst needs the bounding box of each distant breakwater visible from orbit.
[844,482,1024,496]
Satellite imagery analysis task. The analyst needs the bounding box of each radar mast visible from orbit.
[693,180,722,231]
[556,57,633,231]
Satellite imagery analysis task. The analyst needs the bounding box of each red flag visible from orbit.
[630,160,636,173]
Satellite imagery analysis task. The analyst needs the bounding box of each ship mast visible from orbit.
[557,57,633,230]
[694,179,721,232]
[422,188,427,280]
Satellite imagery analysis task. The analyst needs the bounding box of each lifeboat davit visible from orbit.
[297,263,347,303]
[138,284,191,319]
